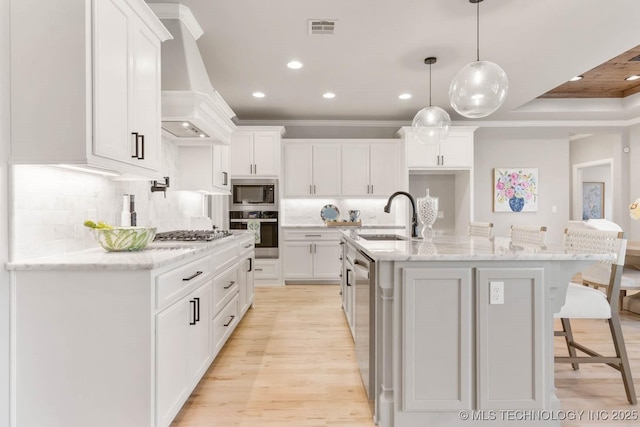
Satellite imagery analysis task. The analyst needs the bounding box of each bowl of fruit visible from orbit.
[84,220,157,252]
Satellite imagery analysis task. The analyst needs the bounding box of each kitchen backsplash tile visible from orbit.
[11,141,212,260]
[280,198,404,226]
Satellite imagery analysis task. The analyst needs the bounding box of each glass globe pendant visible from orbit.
[449,0,508,119]
[411,57,451,144]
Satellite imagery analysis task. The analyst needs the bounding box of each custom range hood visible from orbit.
[149,3,236,144]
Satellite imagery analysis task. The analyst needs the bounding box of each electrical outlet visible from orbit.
[490,281,504,305]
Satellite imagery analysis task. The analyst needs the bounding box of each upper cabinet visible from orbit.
[400,127,478,169]
[341,141,400,196]
[176,145,230,194]
[10,0,172,178]
[284,139,399,197]
[230,127,285,178]
[283,142,341,196]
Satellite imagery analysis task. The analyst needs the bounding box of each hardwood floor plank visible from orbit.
[172,284,640,427]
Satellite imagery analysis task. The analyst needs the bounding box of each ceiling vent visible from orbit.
[308,19,337,35]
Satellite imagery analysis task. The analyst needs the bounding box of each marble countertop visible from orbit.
[281,224,404,229]
[6,232,254,271]
[343,230,616,262]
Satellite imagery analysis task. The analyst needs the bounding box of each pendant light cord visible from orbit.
[476,0,480,61]
[428,62,432,106]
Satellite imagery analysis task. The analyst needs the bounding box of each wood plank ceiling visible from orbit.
[539,44,640,98]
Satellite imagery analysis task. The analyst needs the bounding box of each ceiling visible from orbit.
[150,0,640,124]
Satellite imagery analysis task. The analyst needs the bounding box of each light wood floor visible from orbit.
[172,284,640,427]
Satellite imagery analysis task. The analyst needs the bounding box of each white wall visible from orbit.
[474,131,571,245]
[1,0,10,423]
[628,124,640,241]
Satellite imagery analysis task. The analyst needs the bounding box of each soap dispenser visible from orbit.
[130,195,137,226]
[120,194,130,226]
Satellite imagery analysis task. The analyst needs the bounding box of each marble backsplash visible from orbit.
[11,142,214,260]
[280,198,405,226]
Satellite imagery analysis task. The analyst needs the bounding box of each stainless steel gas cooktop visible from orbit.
[153,229,232,242]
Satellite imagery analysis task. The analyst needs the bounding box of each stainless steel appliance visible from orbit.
[229,210,279,258]
[231,179,277,210]
[154,229,232,242]
[354,248,375,401]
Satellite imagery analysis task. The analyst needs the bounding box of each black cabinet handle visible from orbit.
[346,268,352,286]
[248,258,253,272]
[224,281,235,290]
[223,315,235,327]
[182,271,203,281]
[139,133,145,160]
[131,132,139,158]
[194,297,200,322]
[223,171,228,186]
[189,299,197,325]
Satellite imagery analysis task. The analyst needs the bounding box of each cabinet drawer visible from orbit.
[156,255,212,311]
[212,265,239,316]
[212,244,238,276]
[254,259,280,280]
[212,294,239,356]
[283,229,341,241]
[238,237,255,256]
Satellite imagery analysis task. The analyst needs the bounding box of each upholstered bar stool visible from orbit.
[554,228,636,404]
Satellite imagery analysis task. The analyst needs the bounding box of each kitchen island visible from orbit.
[342,231,614,427]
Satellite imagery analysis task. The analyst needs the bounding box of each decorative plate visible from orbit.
[320,204,340,222]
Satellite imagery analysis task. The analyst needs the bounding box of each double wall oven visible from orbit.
[229,179,279,259]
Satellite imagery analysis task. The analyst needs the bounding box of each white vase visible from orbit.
[417,189,438,240]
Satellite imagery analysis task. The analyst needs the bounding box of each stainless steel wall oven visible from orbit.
[229,210,279,259]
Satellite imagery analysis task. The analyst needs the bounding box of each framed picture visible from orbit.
[582,182,604,219]
[493,168,538,212]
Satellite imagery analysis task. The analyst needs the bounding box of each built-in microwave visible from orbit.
[230,179,277,210]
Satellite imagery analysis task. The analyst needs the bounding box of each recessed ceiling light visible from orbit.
[398,93,412,100]
[323,92,336,99]
[625,74,640,81]
[569,75,583,82]
[287,60,303,69]
[252,92,265,98]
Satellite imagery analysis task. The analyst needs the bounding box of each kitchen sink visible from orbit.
[358,234,410,241]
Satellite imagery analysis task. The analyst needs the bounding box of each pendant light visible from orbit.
[411,57,451,144]
[449,0,508,118]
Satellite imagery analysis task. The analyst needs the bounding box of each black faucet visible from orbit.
[384,191,418,238]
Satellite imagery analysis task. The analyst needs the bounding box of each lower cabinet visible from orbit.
[10,234,255,427]
[400,266,544,414]
[238,244,255,314]
[156,281,212,426]
[282,229,342,281]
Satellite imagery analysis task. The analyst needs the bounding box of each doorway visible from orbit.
[572,159,614,221]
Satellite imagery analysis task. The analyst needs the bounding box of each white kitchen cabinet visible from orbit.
[238,240,255,315]
[253,259,282,285]
[401,127,477,169]
[176,145,230,194]
[156,280,212,427]
[230,127,284,177]
[341,141,400,196]
[10,0,171,178]
[282,229,341,281]
[283,142,341,196]
[9,234,254,427]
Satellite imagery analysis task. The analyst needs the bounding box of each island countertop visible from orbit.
[342,230,614,262]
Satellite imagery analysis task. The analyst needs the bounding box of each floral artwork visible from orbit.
[493,168,538,212]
